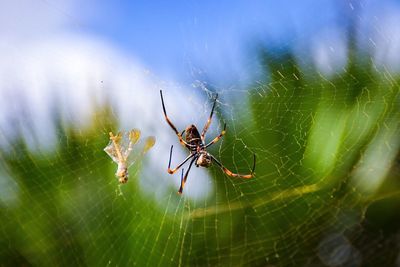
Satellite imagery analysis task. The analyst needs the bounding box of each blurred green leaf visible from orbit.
[1,50,399,267]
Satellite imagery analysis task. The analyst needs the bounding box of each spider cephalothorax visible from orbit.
[196,151,212,168]
[160,90,256,194]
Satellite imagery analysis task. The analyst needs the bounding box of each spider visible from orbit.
[160,90,256,194]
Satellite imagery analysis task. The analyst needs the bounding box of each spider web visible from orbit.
[1,1,400,267]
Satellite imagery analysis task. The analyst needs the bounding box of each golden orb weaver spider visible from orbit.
[160,90,256,194]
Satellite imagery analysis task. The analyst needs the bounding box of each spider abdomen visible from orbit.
[185,124,202,148]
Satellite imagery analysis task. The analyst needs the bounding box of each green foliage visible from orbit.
[0,51,399,266]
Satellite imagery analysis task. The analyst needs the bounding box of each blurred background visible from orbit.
[0,0,399,266]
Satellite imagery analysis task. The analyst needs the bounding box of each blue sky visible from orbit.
[74,0,344,83]
[1,0,400,199]
[3,0,400,84]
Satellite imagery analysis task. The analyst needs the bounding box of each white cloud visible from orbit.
[0,0,213,202]
[0,0,75,41]
[371,7,400,72]
[311,28,348,77]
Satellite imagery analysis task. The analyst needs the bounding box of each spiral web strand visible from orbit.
[1,1,400,266]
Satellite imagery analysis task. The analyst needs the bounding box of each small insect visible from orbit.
[104,129,155,184]
[160,90,256,194]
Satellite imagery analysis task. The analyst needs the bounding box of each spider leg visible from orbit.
[160,90,196,149]
[167,145,195,174]
[205,123,226,148]
[178,156,197,194]
[201,93,218,141]
[210,154,256,179]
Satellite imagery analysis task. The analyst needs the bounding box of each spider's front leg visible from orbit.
[167,145,195,174]
[178,156,197,194]
[201,93,218,141]
[160,90,196,149]
[205,123,227,148]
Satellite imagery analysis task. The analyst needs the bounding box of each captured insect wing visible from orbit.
[129,129,141,145]
[124,135,156,167]
[143,136,156,153]
[104,132,123,164]
[124,129,141,159]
